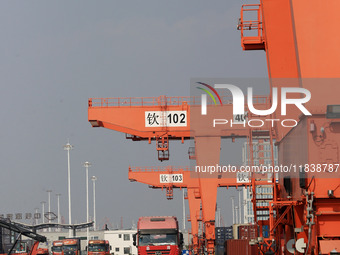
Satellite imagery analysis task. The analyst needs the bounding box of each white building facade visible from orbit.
[104,230,137,255]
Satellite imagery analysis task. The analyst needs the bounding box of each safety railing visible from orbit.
[129,166,193,172]
[238,4,263,33]
[237,4,265,50]
[88,96,193,107]
[89,95,269,108]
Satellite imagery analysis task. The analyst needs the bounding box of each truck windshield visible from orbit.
[88,244,105,252]
[63,245,78,251]
[52,247,62,252]
[139,234,177,246]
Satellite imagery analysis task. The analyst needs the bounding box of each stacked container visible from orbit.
[232,224,258,240]
[224,239,258,255]
[215,227,233,255]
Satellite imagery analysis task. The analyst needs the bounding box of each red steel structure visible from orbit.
[88,0,340,254]
[238,0,340,254]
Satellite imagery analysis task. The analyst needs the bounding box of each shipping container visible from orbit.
[216,227,233,237]
[232,224,258,240]
[225,240,258,255]
[232,224,239,239]
[215,227,233,233]
[262,225,269,238]
[215,227,233,246]
[215,245,224,255]
[216,233,233,239]
[216,236,233,244]
[216,234,229,238]
[238,225,258,240]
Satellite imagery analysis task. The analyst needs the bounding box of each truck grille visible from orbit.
[146,250,170,255]
[64,251,75,255]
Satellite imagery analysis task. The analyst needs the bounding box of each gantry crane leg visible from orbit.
[195,136,221,255]
[187,188,202,255]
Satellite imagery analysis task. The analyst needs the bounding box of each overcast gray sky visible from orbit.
[0,0,268,230]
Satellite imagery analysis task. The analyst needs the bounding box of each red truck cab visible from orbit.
[87,240,111,255]
[105,241,110,255]
[52,241,63,255]
[62,239,81,255]
[36,248,49,255]
[134,216,183,255]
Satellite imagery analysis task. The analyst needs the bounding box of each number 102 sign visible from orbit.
[145,111,187,127]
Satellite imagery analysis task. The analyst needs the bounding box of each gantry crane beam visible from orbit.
[88,95,272,140]
[88,96,191,139]
[128,166,260,189]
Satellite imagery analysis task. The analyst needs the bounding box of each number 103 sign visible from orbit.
[160,174,184,183]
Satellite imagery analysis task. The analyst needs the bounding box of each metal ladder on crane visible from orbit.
[156,95,170,161]
[248,127,280,253]
[157,136,170,161]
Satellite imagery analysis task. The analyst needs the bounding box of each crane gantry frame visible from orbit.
[88,96,278,254]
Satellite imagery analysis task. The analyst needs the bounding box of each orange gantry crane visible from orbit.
[128,166,271,254]
[129,165,203,254]
[88,0,340,254]
[238,0,340,254]
[88,97,274,254]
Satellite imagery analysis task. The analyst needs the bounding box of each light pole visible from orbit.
[235,206,239,224]
[230,196,235,225]
[91,176,97,231]
[56,194,61,231]
[64,141,73,237]
[34,208,39,225]
[83,161,91,242]
[216,207,221,227]
[47,190,52,232]
[243,199,247,224]
[182,189,186,231]
[41,201,46,232]
[238,189,242,224]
